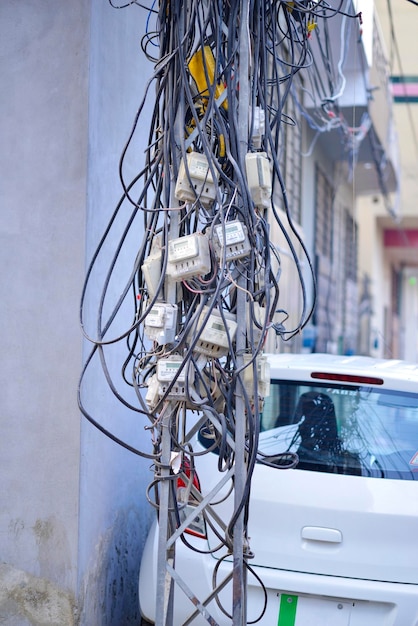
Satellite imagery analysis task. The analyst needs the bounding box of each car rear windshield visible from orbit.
[260,381,418,480]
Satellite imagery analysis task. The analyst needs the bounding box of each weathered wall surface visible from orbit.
[0,563,76,626]
[79,2,155,624]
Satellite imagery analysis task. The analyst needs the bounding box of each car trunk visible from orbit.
[245,464,418,584]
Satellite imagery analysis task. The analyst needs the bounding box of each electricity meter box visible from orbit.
[167,232,211,281]
[157,356,188,400]
[175,151,218,208]
[145,374,160,410]
[194,307,237,357]
[245,152,272,210]
[251,106,265,149]
[141,235,162,298]
[243,354,271,400]
[213,220,251,262]
[144,302,178,344]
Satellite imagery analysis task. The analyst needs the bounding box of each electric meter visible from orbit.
[170,234,199,260]
[157,355,188,400]
[175,151,217,207]
[213,220,251,261]
[245,152,272,210]
[175,151,216,205]
[144,302,178,344]
[157,356,186,383]
[167,232,211,281]
[194,307,237,357]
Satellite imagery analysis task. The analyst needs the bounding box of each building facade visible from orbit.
[357,0,418,362]
[265,1,399,358]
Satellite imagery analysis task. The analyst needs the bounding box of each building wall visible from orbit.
[357,199,388,357]
[402,268,418,361]
[298,126,360,355]
[375,0,418,219]
[356,1,418,362]
[0,1,88,623]
[78,4,155,623]
[0,2,155,624]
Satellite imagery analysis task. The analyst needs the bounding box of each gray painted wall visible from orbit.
[0,2,88,621]
[1,1,154,623]
[79,3,154,623]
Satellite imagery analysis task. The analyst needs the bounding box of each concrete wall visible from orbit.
[0,1,88,623]
[1,1,154,623]
[356,1,418,362]
[78,4,154,623]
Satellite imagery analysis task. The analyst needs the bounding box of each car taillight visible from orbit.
[311,372,384,385]
[177,457,207,539]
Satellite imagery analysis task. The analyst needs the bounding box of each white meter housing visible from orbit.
[167,232,211,281]
[194,307,237,357]
[145,374,160,410]
[251,106,265,149]
[213,220,251,262]
[157,356,186,383]
[157,355,187,400]
[175,151,217,207]
[243,353,271,400]
[245,152,272,210]
[141,236,162,298]
[144,302,178,344]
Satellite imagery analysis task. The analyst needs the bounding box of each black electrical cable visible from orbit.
[81,2,365,617]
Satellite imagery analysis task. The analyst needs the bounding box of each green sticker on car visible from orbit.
[278,594,298,626]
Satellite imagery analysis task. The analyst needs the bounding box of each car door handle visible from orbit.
[301,526,342,543]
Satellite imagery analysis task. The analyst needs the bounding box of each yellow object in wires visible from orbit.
[307,17,317,35]
[188,46,228,111]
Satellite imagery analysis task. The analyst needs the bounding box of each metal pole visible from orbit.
[154,2,186,621]
[154,405,175,626]
[154,208,179,626]
[233,0,251,624]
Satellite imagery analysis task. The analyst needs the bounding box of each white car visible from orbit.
[139,353,418,625]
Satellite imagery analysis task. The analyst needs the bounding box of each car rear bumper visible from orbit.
[139,520,418,625]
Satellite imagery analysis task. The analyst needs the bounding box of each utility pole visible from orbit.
[233,0,251,624]
[153,1,254,624]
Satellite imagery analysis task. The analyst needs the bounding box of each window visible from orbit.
[260,380,418,480]
[279,85,303,223]
[314,165,333,259]
[268,47,304,225]
[344,208,357,282]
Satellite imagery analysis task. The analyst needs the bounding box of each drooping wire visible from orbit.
[80,0,363,617]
